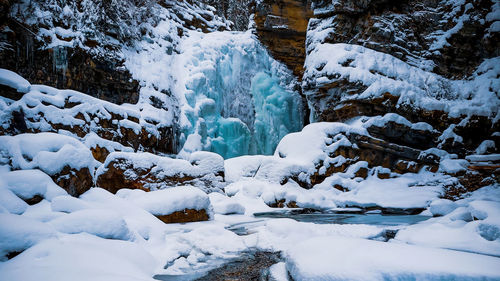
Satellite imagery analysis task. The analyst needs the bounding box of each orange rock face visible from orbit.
[254,0,313,78]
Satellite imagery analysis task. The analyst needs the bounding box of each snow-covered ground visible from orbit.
[1,165,499,280]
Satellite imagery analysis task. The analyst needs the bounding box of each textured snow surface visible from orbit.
[286,236,500,280]
[395,185,500,257]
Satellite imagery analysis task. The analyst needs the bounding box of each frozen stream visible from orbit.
[154,209,431,281]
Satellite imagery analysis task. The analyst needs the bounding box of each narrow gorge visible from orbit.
[0,0,499,280]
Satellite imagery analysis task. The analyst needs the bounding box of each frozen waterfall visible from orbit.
[174,31,304,159]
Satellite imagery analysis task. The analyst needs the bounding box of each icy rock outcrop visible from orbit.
[0,70,175,156]
[301,0,500,153]
[175,32,304,159]
[226,120,440,191]
[96,151,225,194]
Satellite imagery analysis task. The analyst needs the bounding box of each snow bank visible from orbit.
[396,185,500,256]
[0,234,157,281]
[286,236,500,280]
[0,183,28,215]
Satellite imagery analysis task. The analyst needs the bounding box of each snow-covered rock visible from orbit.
[122,186,213,224]
[429,199,458,217]
[96,151,225,193]
[0,76,175,157]
[0,69,30,94]
[209,192,245,215]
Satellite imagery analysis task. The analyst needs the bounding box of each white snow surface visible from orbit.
[286,236,500,280]
[0,69,30,93]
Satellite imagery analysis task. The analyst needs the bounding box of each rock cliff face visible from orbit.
[301,0,499,153]
[253,0,499,196]
[254,0,313,78]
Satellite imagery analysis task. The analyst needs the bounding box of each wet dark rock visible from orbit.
[365,121,439,151]
[193,251,281,281]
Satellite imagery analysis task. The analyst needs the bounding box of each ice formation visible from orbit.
[174,31,304,159]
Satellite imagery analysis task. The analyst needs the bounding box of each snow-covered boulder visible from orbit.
[0,133,97,196]
[96,151,225,193]
[0,69,30,98]
[0,169,67,206]
[0,213,56,260]
[49,209,132,240]
[209,192,245,215]
[120,186,213,224]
